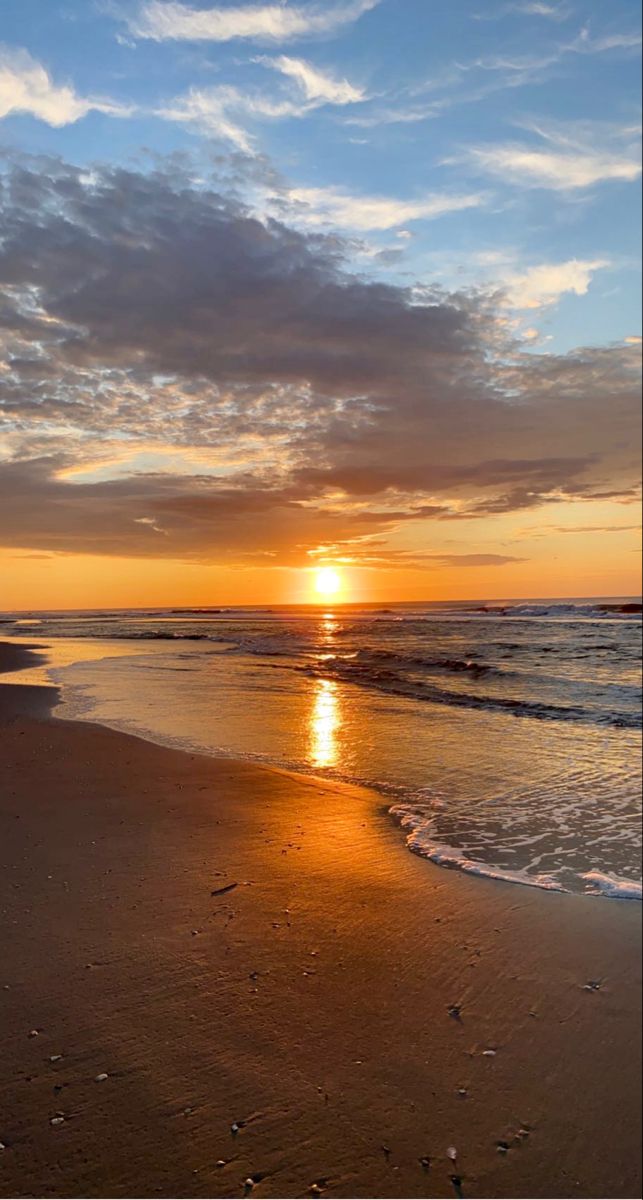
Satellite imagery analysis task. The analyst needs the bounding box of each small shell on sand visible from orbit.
[28,1029,40,1038]
[50,1116,65,1126]
[95,1073,109,1082]
[447,1146,458,1161]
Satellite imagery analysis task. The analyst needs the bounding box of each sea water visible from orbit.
[3,598,641,898]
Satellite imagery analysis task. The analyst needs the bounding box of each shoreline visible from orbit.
[0,642,641,1198]
[5,635,642,906]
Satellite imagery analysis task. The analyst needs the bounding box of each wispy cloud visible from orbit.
[474,2,572,21]
[157,60,367,150]
[257,55,366,105]
[462,117,642,190]
[279,185,486,230]
[0,45,128,126]
[571,27,642,54]
[508,2,570,18]
[156,88,250,150]
[128,0,380,43]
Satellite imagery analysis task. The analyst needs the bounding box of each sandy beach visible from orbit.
[0,641,641,1200]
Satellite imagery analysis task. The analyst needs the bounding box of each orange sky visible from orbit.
[2,499,640,610]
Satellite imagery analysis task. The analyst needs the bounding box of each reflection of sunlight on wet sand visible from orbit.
[5,636,172,689]
[310,678,340,768]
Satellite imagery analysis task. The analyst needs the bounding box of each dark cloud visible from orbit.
[0,455,407,563]
[0,154,640,564]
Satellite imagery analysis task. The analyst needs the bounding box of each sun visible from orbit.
[315,567,342,598]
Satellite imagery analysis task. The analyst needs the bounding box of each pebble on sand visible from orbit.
[28,1029,40,1038]
[50,1116,65,1126]
[447,1146,458,1161]
[95,1073,109,1082]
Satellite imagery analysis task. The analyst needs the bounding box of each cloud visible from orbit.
[258,55,366,105]
[508,2,569,17]
[537,524,642,535]
[344,549,527,568]
[469,144,640,190]
[0,155,640,565]
[0,45,128,127]
[277,185,486,230]
[157,58,367,149]
[571,27,642,54]
[156,86,266,151]
[503,259,609,308]
[475,2,572,20]
[128,0,380,43]
[464,118,642,190]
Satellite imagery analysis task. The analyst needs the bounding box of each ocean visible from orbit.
[3,597,641,900]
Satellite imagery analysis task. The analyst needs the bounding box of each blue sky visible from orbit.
[1,0,641,352]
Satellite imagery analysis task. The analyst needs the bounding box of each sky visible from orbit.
[0,0,641,607]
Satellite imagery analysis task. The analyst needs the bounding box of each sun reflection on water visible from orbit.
[310,677,340,769]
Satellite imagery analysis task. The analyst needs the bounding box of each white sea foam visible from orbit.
[389,804,568,893]
[580,870,642,900]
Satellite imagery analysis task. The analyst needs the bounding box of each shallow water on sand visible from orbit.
[5,599,641,898]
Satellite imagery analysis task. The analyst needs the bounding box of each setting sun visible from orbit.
[315,567,342,598]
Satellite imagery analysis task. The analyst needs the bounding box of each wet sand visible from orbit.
[0,642,641,1199]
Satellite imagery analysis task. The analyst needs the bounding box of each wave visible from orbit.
[300,658,641,729]
[350,648,501,676]
[580,870,643,900]
[389,804,568,892]
[390,806,642,898]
